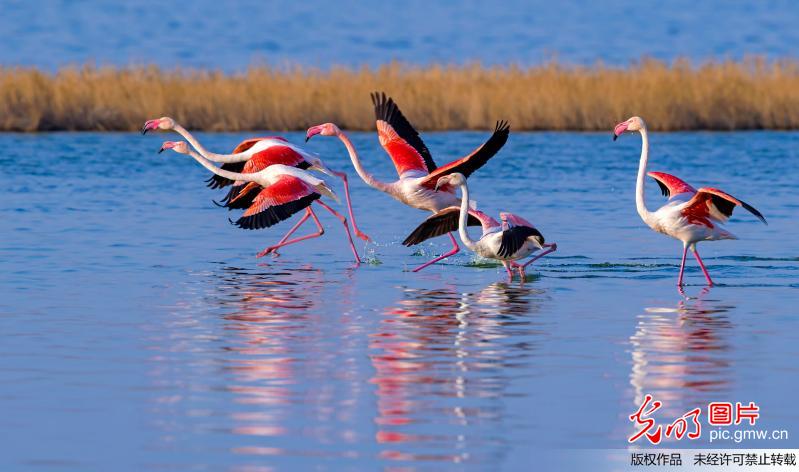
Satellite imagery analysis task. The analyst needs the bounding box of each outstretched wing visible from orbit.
[205,136,292,189]
[497,226,545,259]
[418,121,510,189]
[372,92,436,176]
[647,172,696,199]
[681,187,767,226]
[232,175,320,230]
[402,207,482,246]
[217,145,311,209]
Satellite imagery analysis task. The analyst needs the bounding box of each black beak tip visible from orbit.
[305,135,310,142]
[612,134,618,141]
[158,148,164,154]
[141,127,148,135]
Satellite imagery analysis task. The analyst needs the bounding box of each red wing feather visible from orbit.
[681,187,767,226]
[647,172,696,198]
[233,176,320,230]
[372,92,436,176]
[418,121,510,189]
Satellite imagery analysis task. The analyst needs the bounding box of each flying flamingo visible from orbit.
[405,173,557,281]
[305,92,510,271]
[159,141,362,265]
[141,117,371,256]
[613,116,767,286]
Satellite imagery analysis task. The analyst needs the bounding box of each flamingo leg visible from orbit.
[256,208,324,258]
[411,232,460,272]
[331,170,371,242]
[316,200,361,266]
[677,244,688,286]
[503,261,514,282]
[691,245,714,286]
[265,207,312,257]
[518,243,558,269]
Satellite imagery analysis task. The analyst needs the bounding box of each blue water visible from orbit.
[1,130,798,469]
[1,0,798,70]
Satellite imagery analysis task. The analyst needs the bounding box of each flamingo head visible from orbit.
[305,123,340,142]
[142,116,177,135]
[159,140,189,155]
[612,116,645,141]
[434,172,466,191]
[306,156,336,177]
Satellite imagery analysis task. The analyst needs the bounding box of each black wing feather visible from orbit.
[371,91,437,172]
[206,162,246,189]
[498,226,544,259]
[402,209,481,246]
[654,179,670,197]
[233,193,320,230]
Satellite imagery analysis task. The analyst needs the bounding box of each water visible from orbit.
[1,0,798,71]
[1,130,798,470]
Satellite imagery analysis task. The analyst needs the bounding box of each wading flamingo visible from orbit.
[159,141,362,265]
[306,92,509,272]
[405,173,557,281]
[613,116,767,286]
[141,117,371,252]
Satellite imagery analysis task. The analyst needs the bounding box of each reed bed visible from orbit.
[2,58,799,132]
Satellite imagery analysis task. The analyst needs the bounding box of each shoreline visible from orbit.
[2,58,799,132]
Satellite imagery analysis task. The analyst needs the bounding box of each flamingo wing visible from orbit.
[205,137,292,189]
[372,92,437,176]
[681,187,767,226]
[497,226,545,259]
[647,172,697,199]
[402,207,482,246]
[217,145,312,209]
[418,121,510,189]
[232,175,321,230]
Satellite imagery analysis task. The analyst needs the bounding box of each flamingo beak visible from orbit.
[612,122,628,141]
[158,141,175,154]
[142,119,160,135]
[305,126,323,142]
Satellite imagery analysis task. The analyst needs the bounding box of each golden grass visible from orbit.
[2,58,799,132]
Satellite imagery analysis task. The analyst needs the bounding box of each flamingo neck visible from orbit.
[173,124,250,163]
[186,149,259,184]
[635,126,653,222]
[456,181,478,250]
[335,130,390,193]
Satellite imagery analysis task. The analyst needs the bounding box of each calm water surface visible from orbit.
[1,0,798,70]
[1,131,798,470]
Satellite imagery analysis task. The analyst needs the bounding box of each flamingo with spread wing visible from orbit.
[613,116,767,286]
[305,92,510,271]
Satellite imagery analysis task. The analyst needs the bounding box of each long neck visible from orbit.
[635,126,652,222]
[456,181,478,250]
[187,150,258,183]
[336,130,391,192]
[173,124,250,163]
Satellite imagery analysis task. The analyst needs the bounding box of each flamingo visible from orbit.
[141,117,371,257]
[405,173,557,281]
[159,141,362,265]
[613,116,767,286]
[305,92,510,272]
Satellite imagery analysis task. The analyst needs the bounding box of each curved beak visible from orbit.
[612,122,629,141]
[434,178,447,192]
[142,119,160,135]
[158,141,176,154]
[305,125,323,142]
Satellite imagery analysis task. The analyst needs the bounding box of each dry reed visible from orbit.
[2,58,799,132]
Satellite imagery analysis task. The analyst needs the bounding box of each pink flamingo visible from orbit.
[159,141,362,265]
[306,93,509,271]
[613,116,767,286]
[406,173,557,281]
[142,117,371,257]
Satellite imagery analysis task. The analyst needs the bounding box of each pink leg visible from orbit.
[266,207,312,257]
[412,232,460,272]
[316,200,361,266]
[503,261,514,282]
[256,208,324,258]
[332,170,370,242]
[691,246,714,286]
[677,244,688,286]
[519,243,558,269]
